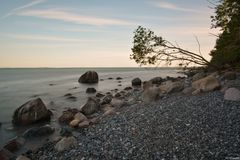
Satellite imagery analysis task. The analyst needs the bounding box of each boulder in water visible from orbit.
[80,97,100,115]
[132,78,142,86]
[78,71,99,84]
[12,98,52,126]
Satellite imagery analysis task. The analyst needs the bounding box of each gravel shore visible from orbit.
[27,91,240,160]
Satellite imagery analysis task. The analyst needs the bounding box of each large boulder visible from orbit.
[149,77,163,85]
[80,97,100,115]
[192,75,220,92]
[54,137,77,152]
[132,78,142,86]
[58,108,79,124]
[224,88,240,101]
[159,81,184,94]
[12,98,52,126]
[78,71,99,84]
[142,86,161,103]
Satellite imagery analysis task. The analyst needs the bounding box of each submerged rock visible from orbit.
[12,98,52,126]
[132,78,142,86]
[86,87,97,93]
[78,71,99,84]
[22,124,55,138]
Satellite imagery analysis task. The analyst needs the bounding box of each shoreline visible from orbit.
[1,69,240,160]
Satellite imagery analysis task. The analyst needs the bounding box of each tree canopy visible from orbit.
[131,0,240,69]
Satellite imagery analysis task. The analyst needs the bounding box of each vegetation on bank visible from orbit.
[131,0,240,70]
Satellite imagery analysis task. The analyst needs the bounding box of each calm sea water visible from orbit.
[0,67,183,147]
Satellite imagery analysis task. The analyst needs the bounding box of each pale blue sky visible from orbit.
[0,0,219,67]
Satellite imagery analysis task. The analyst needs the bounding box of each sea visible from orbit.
[0,67,183,149]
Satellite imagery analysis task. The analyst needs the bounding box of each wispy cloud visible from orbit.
[1,0,46,19]
[152,1,202,13]
[17,9,134,26]
[3,33,100,43]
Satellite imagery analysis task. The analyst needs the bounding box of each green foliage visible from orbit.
[210,0,240,68]
[131,26,211,67]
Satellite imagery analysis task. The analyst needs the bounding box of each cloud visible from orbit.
[17,9,134,26]
[3,33,100,43]
[151,1,202,13]
[1,0,46,19]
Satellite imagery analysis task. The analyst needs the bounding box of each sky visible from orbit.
[0,0,219,68]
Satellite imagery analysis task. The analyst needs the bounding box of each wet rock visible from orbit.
[58,109,79,124]
[118,84,122,86]
[114,92,122,98]
[124,87,132,91]
[192,75,220,93]
[80,97,100,115]
[116,77,122,80]
[149,77,163,85]
[78,120,90,128]
[64,93,72,97]
[12,98,52,126]
[23,124,55,138]
[60,127,73,137]
[54,137,77,152]
[101,95,112,105]
[0,122,2,127]
[132,78,142,86]
[108,77,113,80]
[224,87,240,101]
[78,71,99,84]
[3,136,25,152]
[96,92,105,98]
[86,88,97,93]
[66,96,77,101]
[69,119,80,128]
[74,112,87,122]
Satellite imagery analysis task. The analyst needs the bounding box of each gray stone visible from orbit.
[12,98,52,126]
[224,87,240,101]
[23,124,55,138]
[78,71,99,84]
[81,97,100,115]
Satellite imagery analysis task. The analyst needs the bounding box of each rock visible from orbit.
[182,87,195,95]
[16,155,30,160]
[3,136,25,152]
[192,72,206,81]
[159,81,184,94]
[101,95,112,105]
[222,71,237,80]
[0,122,2,127]
[86,88,97,93]
[96,92,105,98]
[124,87,132,91]
[74,112,87,122]
[0,149,14,160]
[58,108,79,124]
[89,117,100,124]
[80,97,100,115]
[64,93,72,97]
[192,75,220,92]
[132,78,142,86]
[60,127,73,137]
[54,137,77,152]
[66,96,77,101]
[23,124,55,138]
[142,86,161,103]
[69,119,80,128]
[224,87,240,101]
[12,98,52,126]
[108,77,113,80]
[111,98,125,108]
[118,84,122,86]
[114,92,122,98]
[78,71,99,84]
[102,106,116,117]
[78,120,90,128]
[116,77,122,80]
[149,77,163,85]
